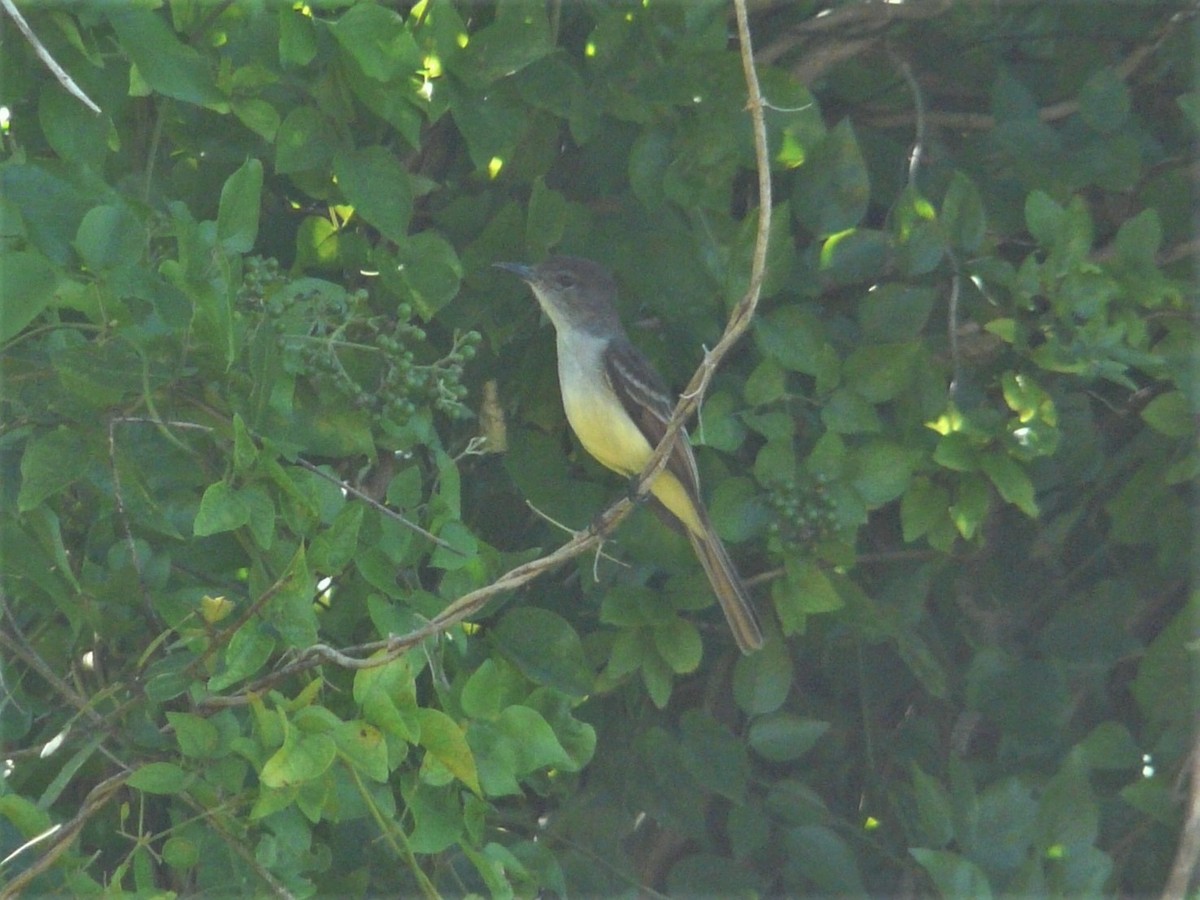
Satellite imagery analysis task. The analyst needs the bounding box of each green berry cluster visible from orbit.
[238,255,286,305]
[765,473,840,548]
[237,257,481,427]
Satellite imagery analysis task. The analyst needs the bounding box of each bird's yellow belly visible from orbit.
[561,383,703,535]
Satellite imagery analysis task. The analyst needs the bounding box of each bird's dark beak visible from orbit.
[493,261,535,282]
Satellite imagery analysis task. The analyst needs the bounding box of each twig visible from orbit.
[0,771,129,899]
[294,457,462,555]
[890,49,926,191]
[632,0,773,498]
[858,4,1196,131]
[888,44,965,400]
[524,500,628,572]
[0,0,102,115]
[1164,722,1200,897]
[196,510,631,707]
[0,598,108,731]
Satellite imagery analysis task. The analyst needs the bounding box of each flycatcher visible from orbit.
[496,256,764,654]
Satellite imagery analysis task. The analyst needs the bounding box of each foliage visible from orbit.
[0,1,1195,896]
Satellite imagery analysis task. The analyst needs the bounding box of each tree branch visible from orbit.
[0,0,101,115]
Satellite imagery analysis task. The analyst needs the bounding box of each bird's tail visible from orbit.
[687,524,764,654]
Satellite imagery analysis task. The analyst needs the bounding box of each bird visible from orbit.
[496,256,764,654]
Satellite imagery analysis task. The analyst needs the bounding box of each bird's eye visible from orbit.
[554,273,576,289]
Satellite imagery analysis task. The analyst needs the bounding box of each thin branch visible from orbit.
[890,49,926,191]
[197,503,638,707]
[0,771,129,899]
[633,0,773,492]
[524,500,628,571]
[293,457,461,555]
[858,4,1197,130]
[1164,721,1200,897]
[0,598,109,731]
[1,0,101,114]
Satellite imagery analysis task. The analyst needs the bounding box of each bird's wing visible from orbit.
[603,336,703,497]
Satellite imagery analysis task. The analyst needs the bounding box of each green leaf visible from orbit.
[389,233,463,320]
[851,440,920,507]
[950,474,991,539]
[819,227,889,285]
[75,204,144,272]
[733,638,793,715]
[404,781,464,854]
[334,146,413,244]
[330,3,420,81]
[822,389,884,440]
[843,343,919,403]
[653,618,703,674]
[463,3,554,83]
[979,452,1038,517]
[1110,208,1162,270]
[275,107,338,174]
[417,707,481,796]
[1076,721,1140,771]
[18,427,87,512]
[1140,391,1191,438]
[494,607,593,697]
[911,765,955,848]
[941,171,986,252]
[910,849,993,898]
[793,119,870,236]
[893,187,945,276]
[857,284,936,343]
[695,390,746,452]
[0,251,57,342]
[354,655,419,743]
[0,164,93,264]
[932,432,978,472]
[525,177,568,255]
[162,836,199,872]
[333,720,390,783]
[460,658,527,720]
[901,477,949,542]
[193,481,250,536]
[708,476,767,543]
[166,712,221,759]
[217,159,263,253]
[143,653,193,702]
[498,705,574,773]
[107,10,226,108]
[310,503,364,574]
[279,6,318,67]
[755,306,827,374]
[748,713,828,762]
[785,825,865,894]
[668,854,759,897]
[128,762,190,795]
[779,559,843,629]
[260,728,336,788]
[446,81,526,171]
[38,86,110,167]
[263,544,318,648]
[744,358,787,406]
[679,710,748,803]
[208,623,275,692]
[1078,67,1130,134]
[233,98,280,142]
[1131,594,1196,728]
[1025,190,1064,246]
[642,651,674,709]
